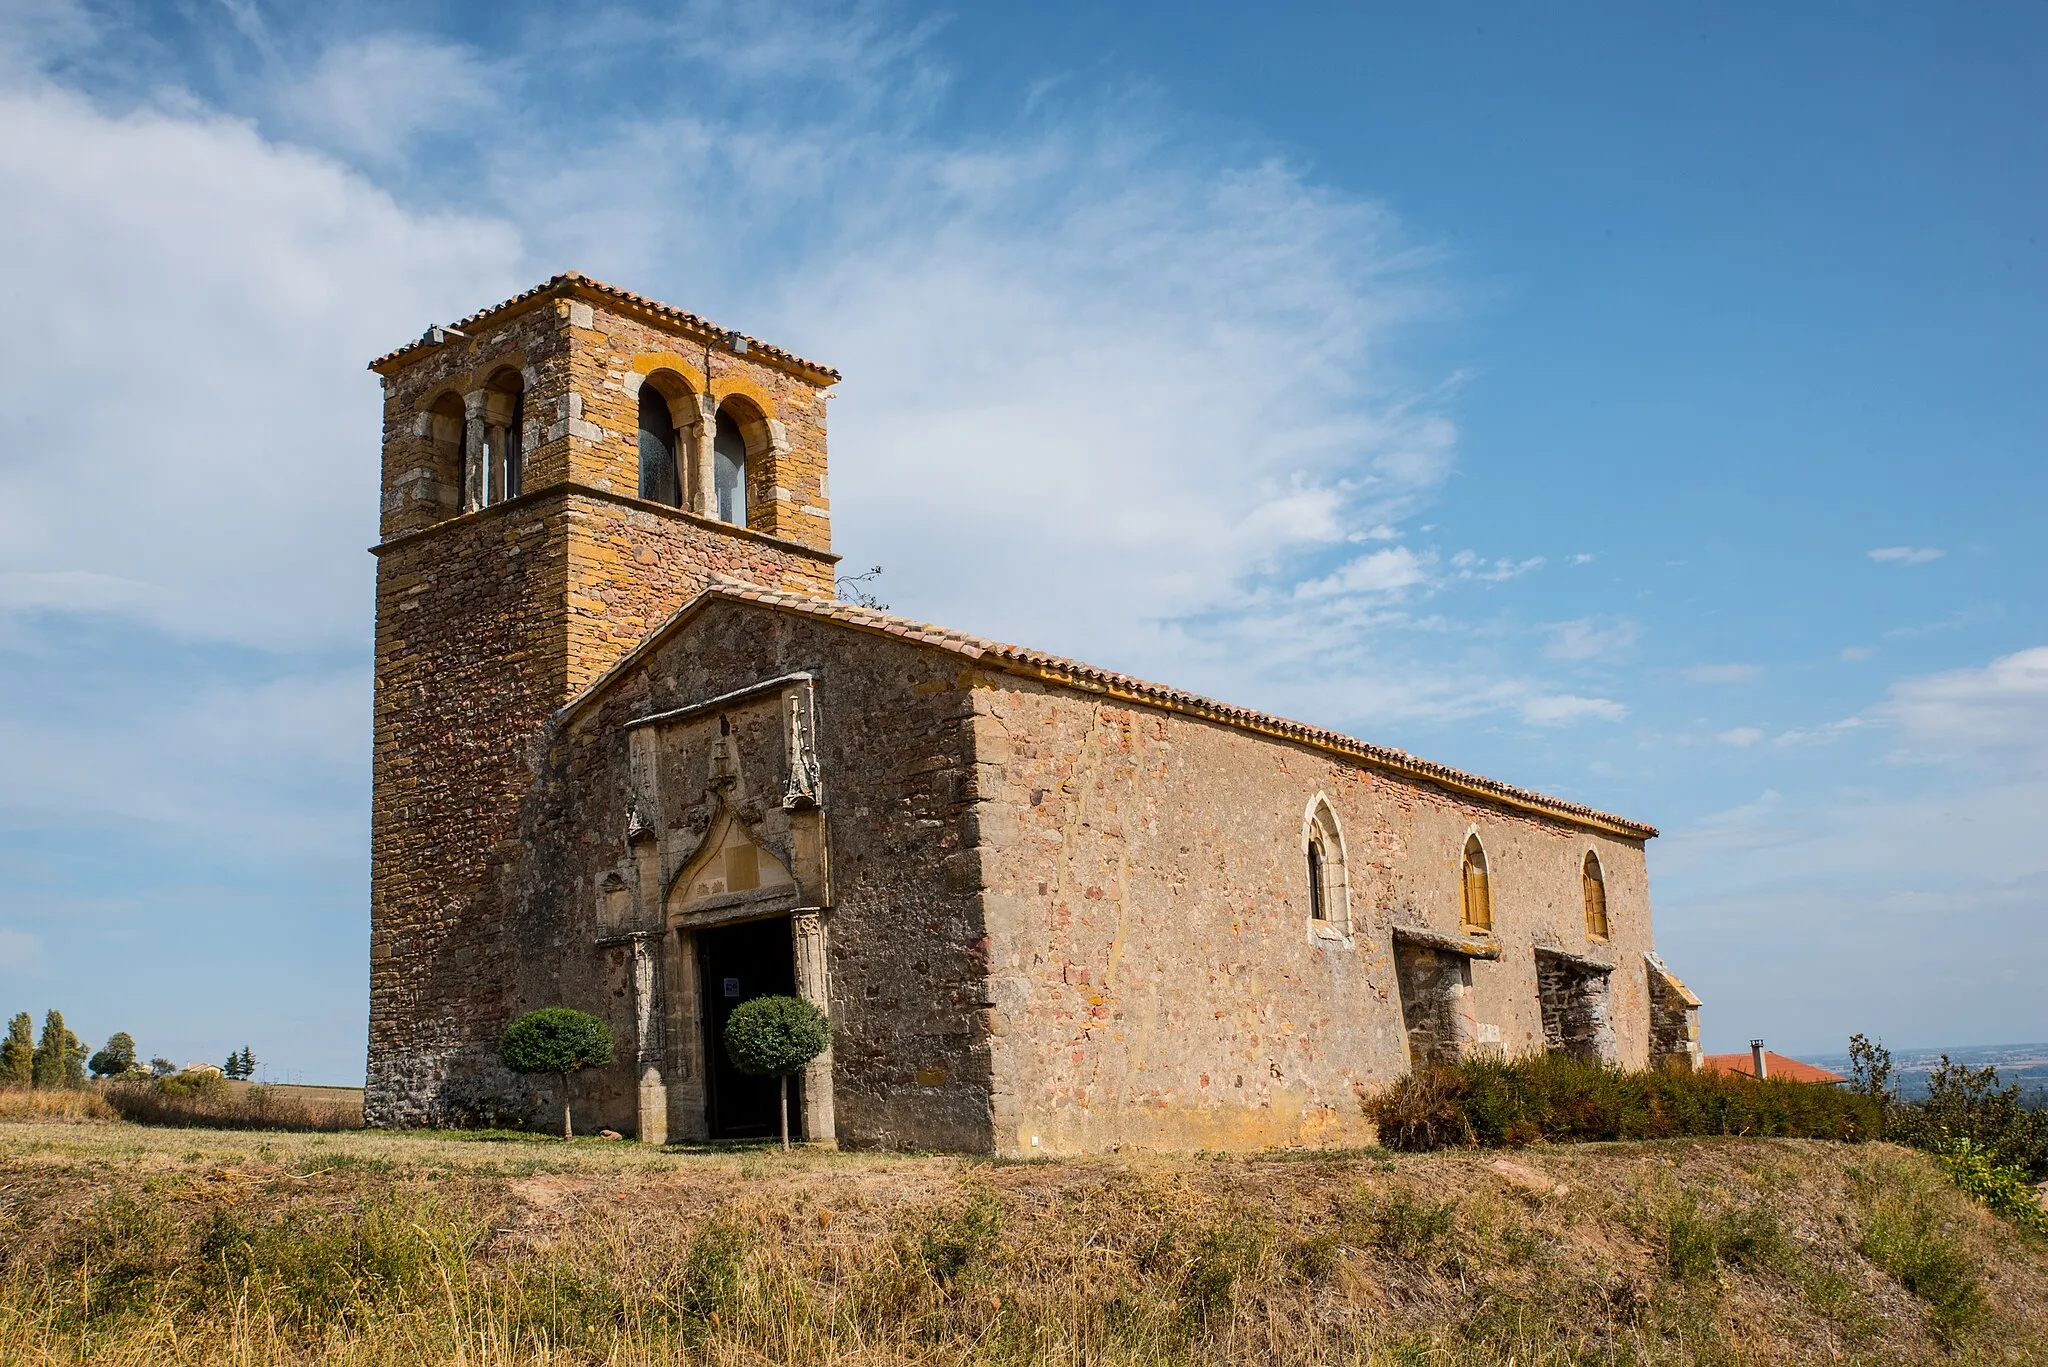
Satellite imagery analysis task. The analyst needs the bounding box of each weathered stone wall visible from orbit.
[568,300,832,553]
[1535,952,1619,1065]
[1647,958,1704,1072]
[967,674,1658,1156]
[538,601,997,1149]
[367,284,839,1129]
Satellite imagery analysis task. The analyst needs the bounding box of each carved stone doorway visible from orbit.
[698,915,802,1140]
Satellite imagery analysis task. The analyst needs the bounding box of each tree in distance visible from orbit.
[221,1047,258,1080]
[500,1008,614,1139]
[148,1058,178,1079]
[723,994,830,1152]
[0,1013,31,1086]
[89,1032,138,1079]
[31,1010,85,1089]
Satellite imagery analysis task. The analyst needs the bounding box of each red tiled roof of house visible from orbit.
[367,272,842,382]
[1701,1052,1848,1085]
[561,579,1661,841]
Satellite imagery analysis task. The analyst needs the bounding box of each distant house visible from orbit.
[1702,1050,1846,1085]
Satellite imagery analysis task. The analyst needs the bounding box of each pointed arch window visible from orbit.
[638,386,680,506]
[1302,795,1351,940]
[713,409,748,525]
[1582,851,1610,941]
[1460,834,1493,933]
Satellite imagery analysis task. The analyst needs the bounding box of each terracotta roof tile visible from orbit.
[565,579,1658,839]
[1700,1052,1848,1085]
[368,272,841,381]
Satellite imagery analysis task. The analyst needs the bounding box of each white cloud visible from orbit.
[1868,646,2048,770]
[1654,775,2048,1049]
[1449,549,1544,582]
[1295,547,1431,600]
[1542,616,1641,662]
[0,78,524,649]
[1868,546,1944,566]
[275,34,501,164]
[1681,662,1763,685]
[1520,694,1627,727]
[1716,727,1765,747]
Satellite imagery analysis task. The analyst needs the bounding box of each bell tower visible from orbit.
[363,274,839,1126]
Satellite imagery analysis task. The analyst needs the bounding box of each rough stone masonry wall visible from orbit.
[368,292,838,1128]
[1535,954,1619,1065]
[545,602,997,1149]
[367,499,574,1125]
[569,299,832,553]
[968,674,1657,1156]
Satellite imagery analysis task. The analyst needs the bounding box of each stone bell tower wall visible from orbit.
[366,279,840,1127]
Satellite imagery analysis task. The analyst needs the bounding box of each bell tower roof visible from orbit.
[369,271,841,387]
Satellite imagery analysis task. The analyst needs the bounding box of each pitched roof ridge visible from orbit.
[680,581,1656,838]
[368,273,842,379]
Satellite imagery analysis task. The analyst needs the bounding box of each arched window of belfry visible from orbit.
[1460,833,1493,933]
[713,405,749,526]
[426,392,465,511]
[638,385,680,506]
[1302,795,1350,938]
[484,369,524,505]
[1582,851,1610,941]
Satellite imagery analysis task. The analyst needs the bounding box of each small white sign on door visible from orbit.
[723,977,741,998]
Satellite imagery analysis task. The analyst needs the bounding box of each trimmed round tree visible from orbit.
[723,995,830,1151]
[501,1007,615,1139]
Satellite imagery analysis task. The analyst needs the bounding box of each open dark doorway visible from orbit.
[698,915,800,1140]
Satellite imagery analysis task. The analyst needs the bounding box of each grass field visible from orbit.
[3,1121,2046,1365]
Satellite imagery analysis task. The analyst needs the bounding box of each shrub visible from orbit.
[1934,1135,2048,1236]
[0,1084,120,1123]
[722,994,830,1151]
[1903,1056,2048,1180]
[89,1032,138,1080]
[101,1079,362,1130]
[500,1007,614,1139]
[1369,1053,1879,1151]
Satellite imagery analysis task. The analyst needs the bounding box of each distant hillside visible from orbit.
[2,1121,2046,1364]
[1805,1042,2048,1106]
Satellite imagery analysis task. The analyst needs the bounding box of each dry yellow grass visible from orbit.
[2,1120,2044,1365]
[0,1087,117,1124]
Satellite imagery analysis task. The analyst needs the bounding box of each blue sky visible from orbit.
[0,1,2041,1083]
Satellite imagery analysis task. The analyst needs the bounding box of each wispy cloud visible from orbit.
[1868,546,1944,566]
[1295,547,1432,600]
[1681,663,1764,685]
[1867,645,2048,769]
[1521,694,1627,727]
[1716,726,1765,747]
[1543,616,1641,662]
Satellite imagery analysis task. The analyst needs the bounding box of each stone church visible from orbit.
[366,273,1702,1153]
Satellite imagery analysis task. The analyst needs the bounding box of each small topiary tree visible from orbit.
[723,994,830,1152]
[501,1007,615,1139]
